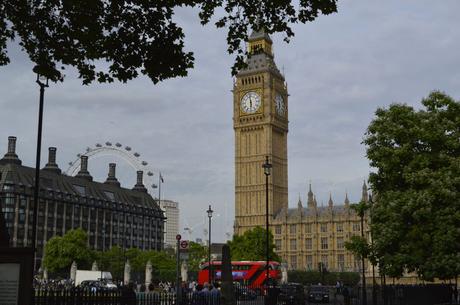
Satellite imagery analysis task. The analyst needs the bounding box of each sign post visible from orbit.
[179,240,190,260]
[176,234,181,303]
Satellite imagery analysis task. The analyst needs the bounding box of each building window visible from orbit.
[290,256,297,270]
[275,239,282,250]
[353,222,361,232]
[337,237,344,249]
[290,239,297,251]
[320,223,327,233]
[305,238,312,250]
[275,225,282,234]
[338,254,345,271]
[354,256,360,271]
[73,184,86,195]
[321,237,328,250]
[305,223,312,233]
[336,223,343,233]
[306,255,313,270]
[289,224,296,234]
[321,255,328,269]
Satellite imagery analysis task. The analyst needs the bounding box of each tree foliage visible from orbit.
[187,241,207,272]
[1,0,337,84]
[228,226,280,262]
[364,91,460,280]
[96,246,176,282]
[43,228,94,273]
[344,201,374,262]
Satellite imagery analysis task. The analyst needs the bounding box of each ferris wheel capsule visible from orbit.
[96,143,102,147]
[125,146,131,151]
[134,152,140,157]
[106,142,112,146]
[116,143,122,147]
[147,171,153,176]
[141,161,148,166]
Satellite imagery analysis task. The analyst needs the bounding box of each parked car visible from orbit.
[278,283,306,305]
[307,285,329,303]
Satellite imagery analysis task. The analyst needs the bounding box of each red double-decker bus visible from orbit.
[198,261,281,287]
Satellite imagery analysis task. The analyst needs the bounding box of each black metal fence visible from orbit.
[346,284,456,305]
[33,283,457,305]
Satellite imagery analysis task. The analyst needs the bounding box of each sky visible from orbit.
[1,0,460,243]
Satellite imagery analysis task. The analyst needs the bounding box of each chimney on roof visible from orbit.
[0,136,22,165]
[104,163,120,187]
[133,171,147,193]
[43,147,61,174]
[76,156,93,181]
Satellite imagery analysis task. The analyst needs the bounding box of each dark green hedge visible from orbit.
[288,270,360,286]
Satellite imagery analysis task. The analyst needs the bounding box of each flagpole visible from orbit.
[158,172,162,206]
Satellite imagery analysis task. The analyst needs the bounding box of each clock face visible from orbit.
[241,91,261,114]
[275,93,286,116]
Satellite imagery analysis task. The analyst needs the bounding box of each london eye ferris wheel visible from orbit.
[64,141,157,194]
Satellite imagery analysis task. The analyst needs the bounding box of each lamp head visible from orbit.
[262,156,272,176]
[36,73,49,86]
[207,205,213,218]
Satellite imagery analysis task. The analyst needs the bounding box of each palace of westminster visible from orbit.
[233,30,370,272]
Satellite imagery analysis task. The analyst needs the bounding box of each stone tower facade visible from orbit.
[233,30,289,234]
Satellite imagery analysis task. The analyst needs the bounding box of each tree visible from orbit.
[97,247,176,282]
[345,201,372,305]
[95,246,125,280]
[1,1,337,84]
[187,241,207,273]
[43,228,93,274]
[227,226,280,261]
[364,91,460,281]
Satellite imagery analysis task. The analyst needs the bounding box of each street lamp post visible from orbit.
[262,156,272,286]
[30,73,49,299]
[206,205,213,284]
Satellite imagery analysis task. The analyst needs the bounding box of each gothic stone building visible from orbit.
[271,184,370,271]
[233,30,370,271]
[0,136,165,269]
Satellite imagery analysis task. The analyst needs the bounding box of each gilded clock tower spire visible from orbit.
[233,29,289,235]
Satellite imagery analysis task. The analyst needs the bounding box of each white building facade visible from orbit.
[160,200,180,248]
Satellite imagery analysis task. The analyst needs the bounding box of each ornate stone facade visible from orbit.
[233,30,289,235]
[271,184,370,271]
[233,31,370,271]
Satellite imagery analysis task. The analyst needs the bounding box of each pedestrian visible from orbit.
[336,281,341,296]
[210,282,221,305]
[342,285,350,305]
[192,284,207,305]
[121,282,137,305]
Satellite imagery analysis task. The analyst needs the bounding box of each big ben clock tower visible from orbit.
[234,29,288,235]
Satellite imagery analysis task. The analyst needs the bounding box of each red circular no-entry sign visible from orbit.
[180,240,189,250]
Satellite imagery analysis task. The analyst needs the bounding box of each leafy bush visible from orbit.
[288,270,360,286]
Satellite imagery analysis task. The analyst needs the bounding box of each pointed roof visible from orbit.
[238,27,282,78]
[344,192,350,206]
[297,194,302,209]
[328,193,333,207]
[361,180,368,202]
[248,28,272,43]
